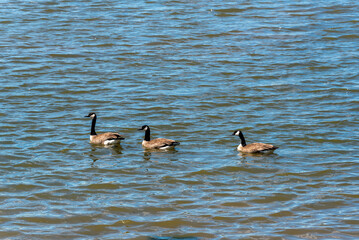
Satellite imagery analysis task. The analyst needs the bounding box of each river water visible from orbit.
[0,1,358,239]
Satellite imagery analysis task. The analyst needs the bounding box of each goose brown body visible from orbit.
[232,130,278,153]
[142,138,179,149]
[138,125,179,149]
[90,132,125,145]
[85,113,125,145]
[237,142,278,153]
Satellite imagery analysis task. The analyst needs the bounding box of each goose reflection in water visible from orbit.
[148,237,199,240]
[142,149,179,161]
[88,144,123,166]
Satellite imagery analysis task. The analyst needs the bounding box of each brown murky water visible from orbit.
[0,1,358,239]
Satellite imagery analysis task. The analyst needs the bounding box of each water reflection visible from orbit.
[87,145,99,165]
[143,151,152,161]
[86,144,123,165]
[108,144,123,154]
[148,237,199,240]
[142,148,179,161]
[237,151,278,158]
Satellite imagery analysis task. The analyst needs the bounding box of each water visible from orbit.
[0,1,358,239]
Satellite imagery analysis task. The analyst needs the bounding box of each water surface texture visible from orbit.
[1,1,358,239]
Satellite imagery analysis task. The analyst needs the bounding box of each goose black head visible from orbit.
[232,130,241,136]
[138,125,149,131]
[85,112,96,118]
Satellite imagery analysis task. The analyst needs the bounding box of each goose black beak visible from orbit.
[137,128,143,131]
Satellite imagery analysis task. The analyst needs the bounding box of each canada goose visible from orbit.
[138,125,180,149]
[85,112,125,145]
[232,130,278,153]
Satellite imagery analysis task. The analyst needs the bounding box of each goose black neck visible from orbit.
[144,127,151,141]
[90,116,97,135]
[239,132,246,147]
